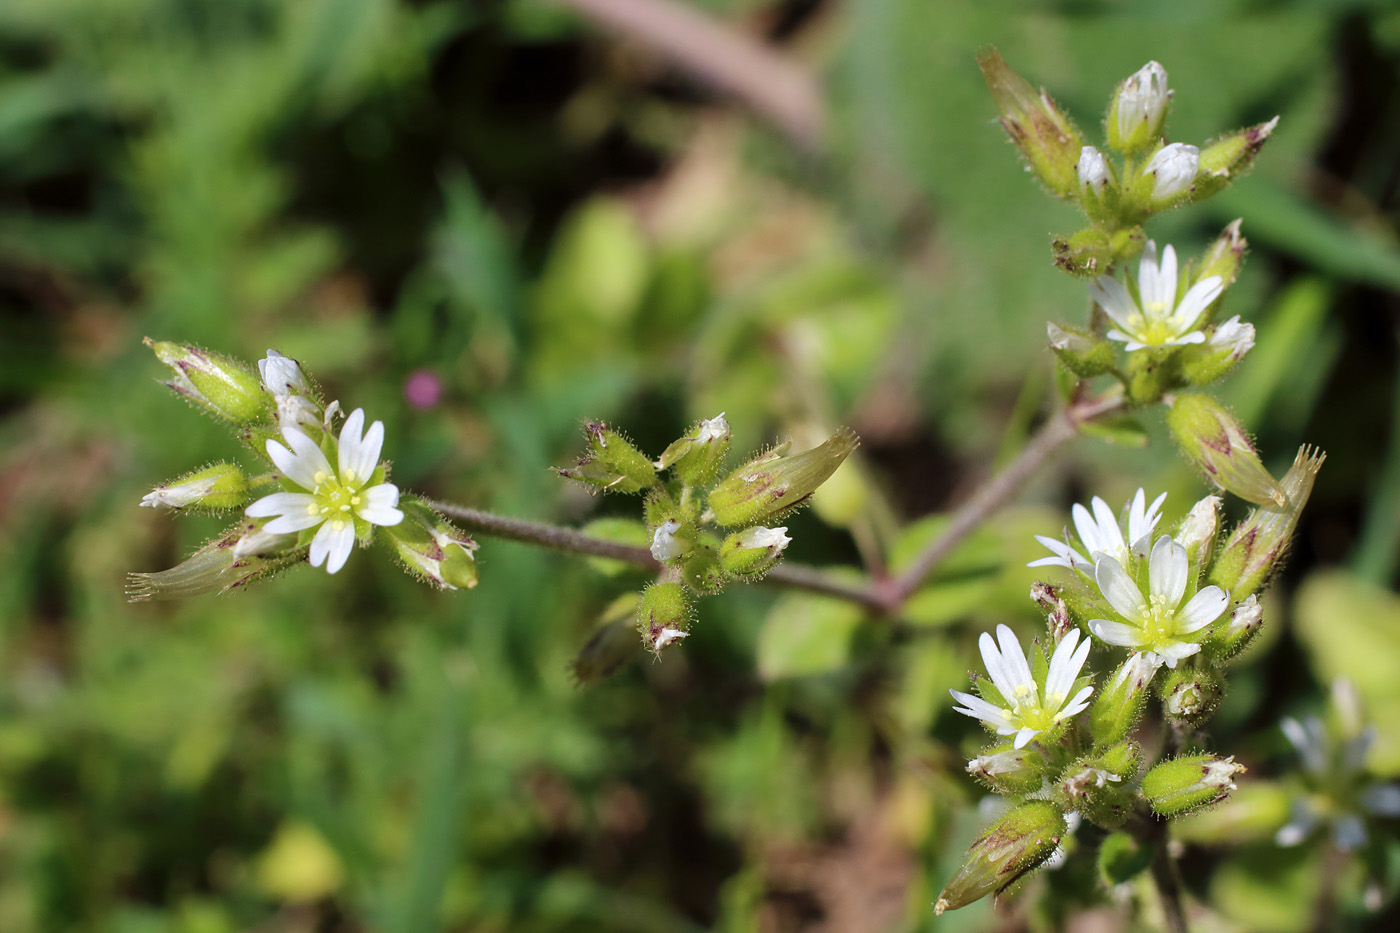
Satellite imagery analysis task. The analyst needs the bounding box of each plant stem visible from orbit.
[885,391,1126,606]
[425,501,890,611]
[1149,833,1191,933]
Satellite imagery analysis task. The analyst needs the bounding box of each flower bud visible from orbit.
[1089,652,1162,747]
[1159,666,1224,725]
[680,544,727,594]
[1127,143,1199,213]
[1175,495,1221,571]
[934,801,1065,915]
[1179,316,1255,385]
[976,48,1086,200]
[1166,394,1285,507]
[556,421,658,494]
[965,745,1051,795]
[1057,743,1140,829]
[656,412,732,486]
[636,582,690,655]
[127,521,302,601]
[707,427,857,528]
[1196,219,1248,290]
[257,349,310,397]
[139,462,248,511]
[1141,754,1245,816]
[1208,594,1263,658]
[1190,117,1279,201]
[649,518,693,562]
[1076,146,1117,223]
[1209,446,1326,599]
[1047,322,1115,378]
[382,499,479,590]
[720,525,791,578]
[146,339,269,424]
[1107,61,1170,154]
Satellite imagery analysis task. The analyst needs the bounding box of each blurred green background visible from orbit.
[3,0,1400,930]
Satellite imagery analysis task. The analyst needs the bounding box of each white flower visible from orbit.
[258,349,309,397]
[1089,241,1223,352]
[1078,145,1110,192]
[1087,535,1230,668]
[1208,314,1255,360]
[1116,61,1170,140]
[736,525,791,553]
[245,408,403,574]
[1030,488,1167,576]
[950,625,1094,749]
[650,519,687,561]
[695,412,729,444]
[1144,142,1199,199]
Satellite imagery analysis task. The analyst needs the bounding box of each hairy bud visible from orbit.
[1209,446,1326,598]
[1167,394,1285,507]
[1141,754,1245,816]
[146,339,268,424]
[935,801,1065,915]
[707,428,857,528]
[139,462,248,511]
[557,421,658,494]
[977,48,1086,199]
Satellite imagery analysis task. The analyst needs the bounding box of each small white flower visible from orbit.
[1087,535,1230,668]
[949,625,1094,749]
[695,412,729,444]
[140,477,216,509]
[736,525,791,553]
[1208,314,1255,360]
[1030,488,1166,576]
[650,519,687,561]
[245,408,403,574]
[1078,145,1110,192]
[258,349,309,397]
[1144,142,1199,199]
[1089,241,1223,352]
[1116,61,1170,141]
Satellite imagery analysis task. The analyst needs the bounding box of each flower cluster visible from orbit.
[130,342,478,598]
[557,415,856,655]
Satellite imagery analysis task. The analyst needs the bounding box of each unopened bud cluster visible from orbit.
[982,53,1274,403]
[131,342,478,597]
[557,415,856,655]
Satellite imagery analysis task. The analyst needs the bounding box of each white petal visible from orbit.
[949,690,1010,727]
[1090,496,1127,559]
[1072,503,1103,555]
[1171,276,1224,330]
[246,491,316,518]
[996,625,1036,695]
[1045,629,1087,703]
[263,511,326,535]
[1177,585,1229,633]
[1088,618,1144,648]
[1012,727,1040,750]
[1028,535,1089,573]
[1056,685,1094,720]
[1149,535,1188,609]
[1156,243,1179,310]
[358,504,404,527]
[1151,642,1201,667]
[310,520,356,574]
[1089,277,1141,333]
[1095,556,1146,621]
[337,408,382,485]
[278,428,334,490]
[978,631,1017,703]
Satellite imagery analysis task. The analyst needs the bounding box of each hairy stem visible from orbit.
[426,501,889,611]
[886,392,1126,605]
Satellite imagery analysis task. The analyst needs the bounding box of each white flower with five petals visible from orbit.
[950,625,1094,749]
[1088,535,1230,668]
[1030,488,1167,576]
[1089,241,1223,352]
[245,409,403,574]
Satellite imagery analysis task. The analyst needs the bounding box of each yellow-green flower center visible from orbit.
[306,469,364,525]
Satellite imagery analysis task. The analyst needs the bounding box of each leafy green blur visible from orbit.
[2,1,1400,930]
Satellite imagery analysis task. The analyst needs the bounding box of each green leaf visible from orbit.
[756,593,863,679]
